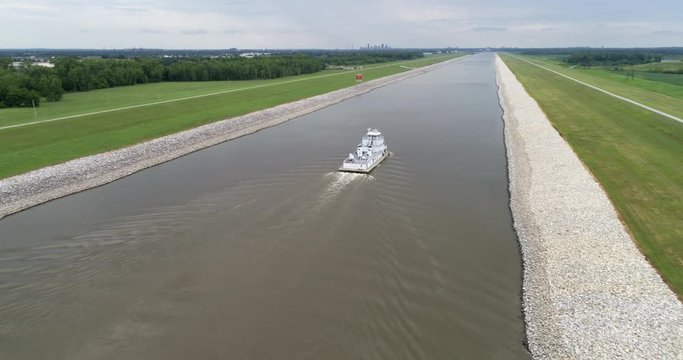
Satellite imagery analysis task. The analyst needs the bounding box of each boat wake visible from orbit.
[318,172,368,207]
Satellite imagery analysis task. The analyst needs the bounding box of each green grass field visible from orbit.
[0,54,460,179]
[632,61,683,74]
[575,69,683,102]
[510,56,683,120]
[500,54,683,297]
[0,55,456,129]
[630,71,683,87]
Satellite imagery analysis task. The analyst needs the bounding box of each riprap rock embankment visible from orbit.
[495,54,682,359]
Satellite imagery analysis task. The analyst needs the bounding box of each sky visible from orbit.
[1,0,682,49]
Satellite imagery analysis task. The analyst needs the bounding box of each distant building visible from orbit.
[11,60,55,68]
[239,52,271,58]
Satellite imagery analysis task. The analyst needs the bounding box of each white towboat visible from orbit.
[339,128,389,173]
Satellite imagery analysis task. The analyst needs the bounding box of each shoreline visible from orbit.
[495,54,682,358]
[0,57,461,220]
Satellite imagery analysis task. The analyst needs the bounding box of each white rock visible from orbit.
[495,54,682,359]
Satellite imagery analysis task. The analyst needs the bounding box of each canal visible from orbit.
[0,53,529,359]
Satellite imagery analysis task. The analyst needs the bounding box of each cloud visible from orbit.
[509,24,559,32]
[652,30,683,35]
[0,2,54,13]
[0,0,682,48]
[139,28,169,34]
[181,29,209,35]
[396,8,457,22]
[222,29,244,35]
[471,26,507,32]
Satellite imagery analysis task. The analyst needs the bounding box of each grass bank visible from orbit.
[513,55,683,119]
[500,54,683,297]
[625,71,683,87]
[632,61,683,74]
[0,54,459,179]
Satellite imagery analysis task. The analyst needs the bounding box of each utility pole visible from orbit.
[32,99,37,120]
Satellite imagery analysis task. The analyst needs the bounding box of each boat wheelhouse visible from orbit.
[339,128,389,173]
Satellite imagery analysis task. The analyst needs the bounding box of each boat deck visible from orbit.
[339,151,390,174]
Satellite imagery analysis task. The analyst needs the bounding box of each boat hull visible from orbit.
[339,151,390,174]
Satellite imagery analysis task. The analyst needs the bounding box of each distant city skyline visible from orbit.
[1,0,682,49]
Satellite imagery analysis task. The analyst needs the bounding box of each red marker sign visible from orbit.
[355,73,363,81]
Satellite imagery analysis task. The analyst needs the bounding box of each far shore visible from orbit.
[0,56,464,220]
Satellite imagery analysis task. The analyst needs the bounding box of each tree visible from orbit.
[0,57,11,69]
[25,66,64,101]
[4,87,40,107]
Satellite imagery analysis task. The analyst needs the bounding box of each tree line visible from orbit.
[0,56,322,108]
[165,56,324,81]
[0,52,423,108]
[565,52,662,66]
[311,51,424,66]
[0,59,63,108]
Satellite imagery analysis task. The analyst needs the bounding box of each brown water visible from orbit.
[0,53,530,359]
